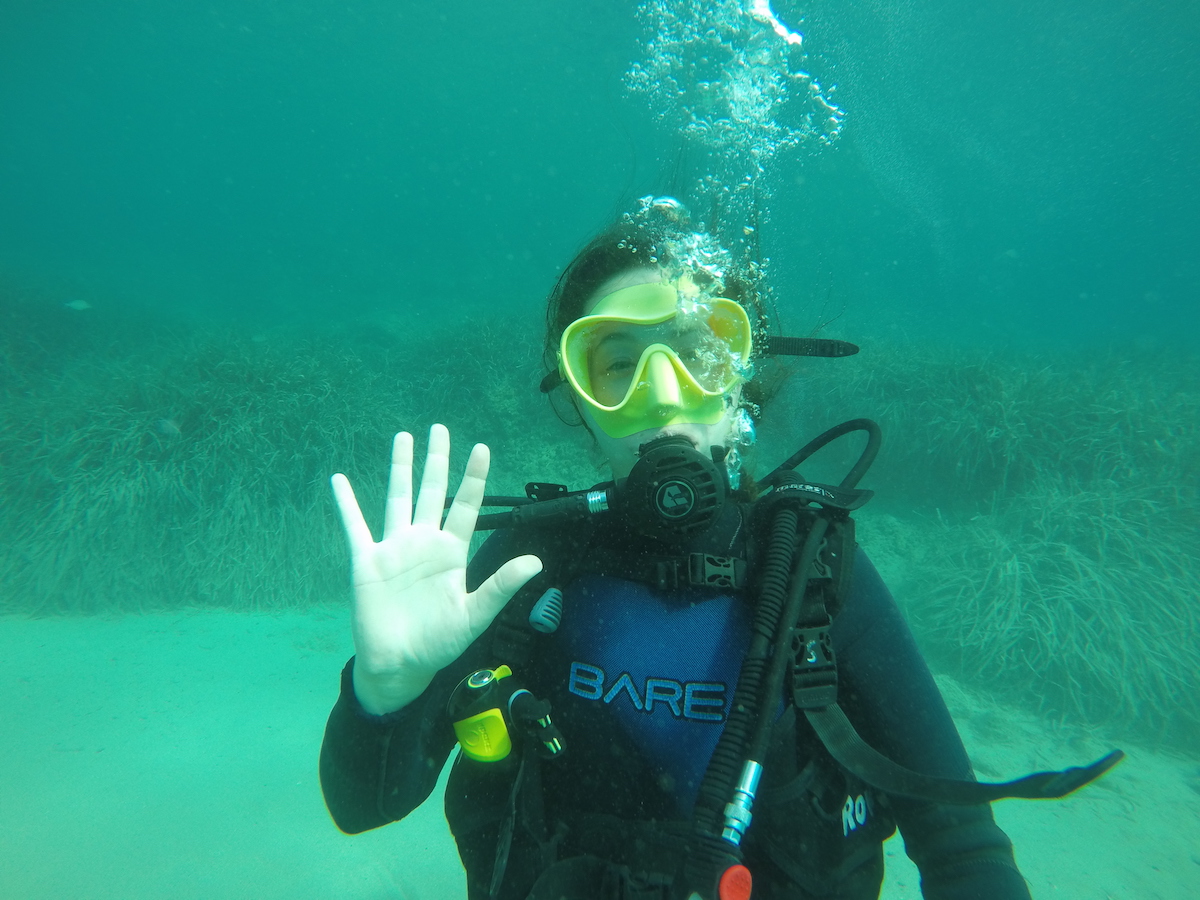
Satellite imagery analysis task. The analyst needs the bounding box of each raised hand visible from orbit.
[330,424,542,714]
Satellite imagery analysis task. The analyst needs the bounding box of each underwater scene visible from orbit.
[1,1,1197,898]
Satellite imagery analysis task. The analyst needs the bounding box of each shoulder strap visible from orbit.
[804,705,1124,803]
[784,515,1125,805]
[574,543,749,592]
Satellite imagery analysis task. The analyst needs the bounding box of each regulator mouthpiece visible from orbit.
[617,436,729,542]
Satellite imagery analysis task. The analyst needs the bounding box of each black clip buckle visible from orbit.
[791,624,838,709]
[688,553,745,589]
[525,482,567,502]
[509,692,566,760]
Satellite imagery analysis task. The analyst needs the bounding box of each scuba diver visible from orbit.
[318,198,1121,900]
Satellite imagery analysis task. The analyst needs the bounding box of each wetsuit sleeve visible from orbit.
[317,531,521,834]
[318,657,462,833]
[835,550,1032,900]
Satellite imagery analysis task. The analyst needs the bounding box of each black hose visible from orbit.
[692,419,882,834]
[767,418,881,489]
[747,516,829,764]
[690,505,799,834]
[444,496,533,510]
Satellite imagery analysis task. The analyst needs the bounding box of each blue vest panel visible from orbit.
[557,574,751,815]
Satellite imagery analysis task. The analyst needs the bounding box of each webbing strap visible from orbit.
[488,754,525,900]
[804,704,1125,803]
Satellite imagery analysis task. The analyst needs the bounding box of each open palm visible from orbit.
[331,424,542,714]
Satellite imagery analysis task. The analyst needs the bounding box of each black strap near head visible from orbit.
[804,704,1125,804]
[537,335,859,394]
[765,336,859,357]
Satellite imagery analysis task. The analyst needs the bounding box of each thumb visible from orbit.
[467,554,544,627]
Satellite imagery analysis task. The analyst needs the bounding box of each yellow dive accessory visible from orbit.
[449,665,565,763]
[558,281,753,439]
[451,666,515,762]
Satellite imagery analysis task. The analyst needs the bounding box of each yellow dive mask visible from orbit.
[558,281,753,439]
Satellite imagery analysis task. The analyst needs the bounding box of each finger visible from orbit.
[443,442,490,543]
[467,554,544,627]
[330,473,375,550]
[382,431,414,539]
[413,423,451,527]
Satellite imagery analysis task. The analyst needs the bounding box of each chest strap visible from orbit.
[584,547,748,592]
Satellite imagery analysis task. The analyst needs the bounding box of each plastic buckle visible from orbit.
[688,554,745,589]
[526,482,567,501]
[508,692,566,760]
[790,624,838,709]
[809,543,832,582]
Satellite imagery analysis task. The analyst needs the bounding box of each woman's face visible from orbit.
[579,268,744,479]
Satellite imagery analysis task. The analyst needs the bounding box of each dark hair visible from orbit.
[541,213,783,428]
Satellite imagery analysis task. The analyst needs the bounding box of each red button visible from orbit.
[718,864,752,900]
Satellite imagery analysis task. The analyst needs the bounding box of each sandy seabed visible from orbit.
[1,610,1196,900]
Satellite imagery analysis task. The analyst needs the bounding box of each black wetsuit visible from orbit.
[320,504,1032,900]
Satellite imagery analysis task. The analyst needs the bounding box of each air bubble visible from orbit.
[623,0,846,255]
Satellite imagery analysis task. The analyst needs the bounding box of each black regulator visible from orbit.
[616,435,729,542]
[471,434,730,544]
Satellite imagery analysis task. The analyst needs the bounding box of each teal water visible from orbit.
[2,2,1198,898]
[1,0,1195,344]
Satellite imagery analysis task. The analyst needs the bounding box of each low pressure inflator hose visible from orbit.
[721,760,763,845]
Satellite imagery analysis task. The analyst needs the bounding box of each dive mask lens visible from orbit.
[559,283,752,428]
